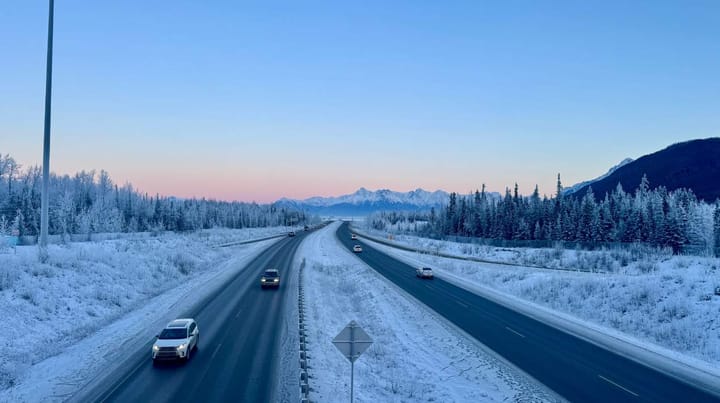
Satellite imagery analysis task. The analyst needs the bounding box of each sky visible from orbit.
[1,1,719,203]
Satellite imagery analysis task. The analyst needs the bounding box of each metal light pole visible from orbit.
[40,0,54,248]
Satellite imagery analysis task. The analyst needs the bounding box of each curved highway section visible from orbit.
[338,222,719,403]
[74,232,307,403]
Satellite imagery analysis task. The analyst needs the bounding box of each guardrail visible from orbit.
[349,226,600,273]
[298,258,311,402]
[214,233,286,248]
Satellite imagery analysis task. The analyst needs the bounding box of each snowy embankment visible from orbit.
[0,227,284,401]
[355,230,720,379]
[360,227,688,273]
[299,222,558,402]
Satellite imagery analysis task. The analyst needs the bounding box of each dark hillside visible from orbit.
[569,138,720,202]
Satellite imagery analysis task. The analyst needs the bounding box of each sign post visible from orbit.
[332,320,373,403]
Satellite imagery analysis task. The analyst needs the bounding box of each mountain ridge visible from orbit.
[566,138,720,202]
[563,158,634,195]
[275,187,450,216]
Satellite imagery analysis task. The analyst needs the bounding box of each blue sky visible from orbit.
[1,1,718,202]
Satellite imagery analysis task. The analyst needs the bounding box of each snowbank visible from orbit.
[359,234,720,396]
[299,222,559,402]
[0,227,283,400]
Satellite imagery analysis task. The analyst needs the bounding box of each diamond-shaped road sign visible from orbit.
[332,320,373,363]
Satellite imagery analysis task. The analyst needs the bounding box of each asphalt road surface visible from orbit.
[338,222,719,403]
[76,231,307,403]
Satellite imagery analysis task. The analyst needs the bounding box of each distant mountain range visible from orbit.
[565,138,720,202]
[275,188,449,216]
[277,138,720,217]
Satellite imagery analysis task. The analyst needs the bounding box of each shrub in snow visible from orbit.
[0,352,31,389]
[172,252,198,275]
[0,269,18,291]
[19,289,37,306]
[636,260,657,273]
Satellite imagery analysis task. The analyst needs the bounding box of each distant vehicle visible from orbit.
[261,269,281,288]
[351,234,358,240]
[288,231,296,237]
[353,245,362,253]
[304,225,309,231]
[152,319,199,363]
[416,267,434,279]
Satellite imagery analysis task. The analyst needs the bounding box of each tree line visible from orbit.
[370,175,720,255]
[0,154,310,238]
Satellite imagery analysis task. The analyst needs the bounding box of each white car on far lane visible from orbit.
[353,245,362,253]
[416,267,434,279]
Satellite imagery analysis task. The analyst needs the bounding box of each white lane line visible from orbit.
[100,352,148,401]
[505,326,526,338]
[210,343,223,360]
[235,309,243,318]
[598,375,639,397]
[456,300,468,308]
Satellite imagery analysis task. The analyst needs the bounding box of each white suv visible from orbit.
[416,267,434,279]
[152,318,199,363]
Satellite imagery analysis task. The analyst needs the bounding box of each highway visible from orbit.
[74,231,307,403]
[338,222,720,403]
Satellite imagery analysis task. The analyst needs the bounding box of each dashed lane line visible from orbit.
[211,343,223,360]
[505,326,526,338]
[598,374,639,397]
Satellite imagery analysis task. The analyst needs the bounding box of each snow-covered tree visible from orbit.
[0,153,313,238]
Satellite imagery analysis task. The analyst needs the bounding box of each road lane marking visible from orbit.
[505,326,526,338]
[456,300,468,308]
[211,343,223,360]
[100,351,148,402]
[598,375,639,397]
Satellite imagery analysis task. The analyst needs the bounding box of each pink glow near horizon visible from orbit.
[16,152,600,204]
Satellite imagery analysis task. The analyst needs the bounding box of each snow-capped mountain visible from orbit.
[276,188,449,216]
[563,158,634,196]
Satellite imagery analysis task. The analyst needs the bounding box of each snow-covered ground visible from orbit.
[355,228,720,370]
[360,227,686,273]
[0,227,285,401]
[10,221,715,402]
[299,222,559,402]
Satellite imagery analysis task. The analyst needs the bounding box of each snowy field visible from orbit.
[0,227,286,400]
[300,222,559,402]
[354,228,720,369]
[360,227,692,273]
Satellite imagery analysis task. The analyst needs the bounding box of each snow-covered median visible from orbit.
[299,222,558,402]
[0,227,283,401]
